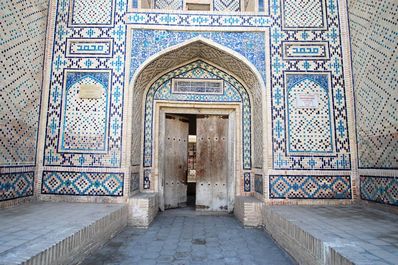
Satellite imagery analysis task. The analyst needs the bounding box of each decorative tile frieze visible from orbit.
[0,172,34,201]
[269,175,352,199]
[126,12,272,28]
[360,176,397,206]
[41,171,124,196]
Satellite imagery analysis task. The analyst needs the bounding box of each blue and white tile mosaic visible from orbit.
[360,176,397,206]
[143,60,252,170]
[281,0,327,30]
[43,0,127,169]
[349,0,398,169]
[69,0,115,26]
[126,13,272,28]
[130,30,266,83]
[270,0,351,170]
[270,175,352,199]
[40,0,355,197]
[1,0,48,166]
[60,70,111,153]
[0,172,34,201]
[285,72,334,155]
[42,171,124,196]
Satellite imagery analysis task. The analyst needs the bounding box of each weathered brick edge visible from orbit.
[23,205,128,265]
[263,207,353,265]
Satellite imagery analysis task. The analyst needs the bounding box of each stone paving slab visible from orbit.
[266,205,398,265]
[81,208,295,265]
[0,202,127,265]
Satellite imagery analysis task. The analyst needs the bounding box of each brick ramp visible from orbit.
[264,206,398,265]
[0,202,127,265]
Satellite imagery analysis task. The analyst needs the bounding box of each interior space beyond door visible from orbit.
[164,114,189,209]
[196,115,228,211]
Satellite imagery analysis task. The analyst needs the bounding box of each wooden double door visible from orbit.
[163,114,228,211]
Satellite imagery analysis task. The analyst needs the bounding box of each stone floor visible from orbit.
[0,202,125,265]
[268,205,398,265]
[81,208,295,265]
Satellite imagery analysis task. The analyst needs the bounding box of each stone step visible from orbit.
[0,202,128,265]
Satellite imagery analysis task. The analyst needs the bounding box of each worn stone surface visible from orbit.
[128,193,159,228]
[234,196,264,227]
[264,205,398,265]
[81,208,294,265]
[0,202,127,265]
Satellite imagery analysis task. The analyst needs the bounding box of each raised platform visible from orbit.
[0,202,127,265]
[264,205,398,265]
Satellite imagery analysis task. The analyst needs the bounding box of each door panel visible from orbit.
[164,114,189,209]
[196,115,228,211]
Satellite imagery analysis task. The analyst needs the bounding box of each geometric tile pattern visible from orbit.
[41,171,123,196]
[70,0,114,26]
[129,30,266,84]
[270,175,352,199]
[213,0,240,11]
[244,172,251,192]
[60,70,110,152]
[144,60,251,169]
[271,0,351,170]
[43,0,353,201]
[360,176,398,206]
[143,169,151,190]
[282,0,326,30]
[0,172,34,201]
[349,0,398,169]
[43,0,126,168]
[126,13,272,27]
[255,174,263,194]
[286,73,334,155]
[1,0,48,166]
[154,0,183,10]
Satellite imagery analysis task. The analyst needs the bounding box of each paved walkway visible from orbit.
[0,202,125,265]
[268,205,398,265]
[81,208,295,265]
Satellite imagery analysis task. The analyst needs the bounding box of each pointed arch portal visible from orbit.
[127,37,267,211]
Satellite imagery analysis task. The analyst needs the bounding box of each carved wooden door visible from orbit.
[196,115,228,211]
[164,114,189,209]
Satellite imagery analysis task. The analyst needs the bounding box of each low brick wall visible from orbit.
[128,192,159,227]
[234,196,264,227]
[23,205,127,265]
[263,207,353,265]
